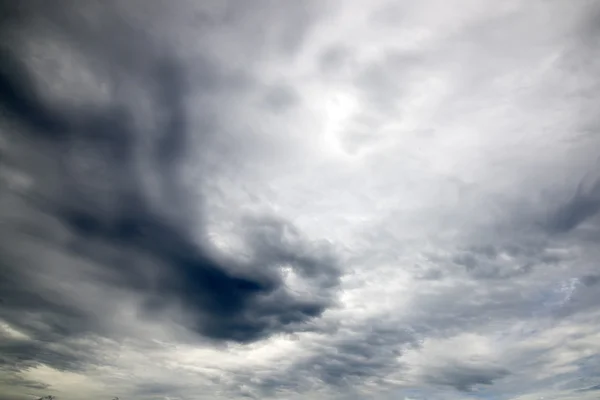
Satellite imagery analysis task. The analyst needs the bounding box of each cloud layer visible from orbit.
[1,1,600,400]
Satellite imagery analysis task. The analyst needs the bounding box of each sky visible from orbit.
[0,0,599,399]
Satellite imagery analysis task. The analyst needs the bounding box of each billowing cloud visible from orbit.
[0,0,339,365]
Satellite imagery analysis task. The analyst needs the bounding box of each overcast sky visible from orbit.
[1,1,600,400]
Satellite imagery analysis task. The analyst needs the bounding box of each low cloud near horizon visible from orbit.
[1,1,600,400]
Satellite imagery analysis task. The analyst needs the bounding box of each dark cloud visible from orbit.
[300,327,412,387]
[353,51,419,114]
[135,382,180,397]
[0,394,36,400]
[577,383,600,392]
[262,84,300,114]
[218,0,319,57]
[546,178,600,233]
[0,334,90,373]
[318,45,352,73]
[0,373,49,391]
[580,274,600,287]
[423,237,563,281]
[0,47,70,139]
[3,1,598,400]
[243,323,415,396]
[0,241,101,343]
[421,362,510,392]
[0,0,340,368]
[450,245,537,280]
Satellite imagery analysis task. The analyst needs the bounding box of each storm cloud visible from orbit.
[0,0,339,358]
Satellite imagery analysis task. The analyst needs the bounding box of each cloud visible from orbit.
[1,0,600,400]
[0,0,340,355]
[251,322,415,393]
[135,382,181,397]
[261,84,300,114]
[577,383,600,392]
[546,177,600,233]
[421,362,509,392]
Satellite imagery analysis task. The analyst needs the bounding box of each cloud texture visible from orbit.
[1,1,600,400]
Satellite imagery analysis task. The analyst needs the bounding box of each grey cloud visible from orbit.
[354,51,419,114]
[577,383,600,392]
[0,374,50,392]
[242,323,415,396]
[580,275,600,287]
[262,84,300,114]
[0,0,340,358]
[546,178,600,234]
[0,394,36,400]
[0,241,102,344]
[0,47,69,140]
[421,232,566,282]
[318,45,353,73]
[1,1,600,400]
[135,382,180,396]
[241,214,340,288]
[0,335,89,373]
[421,362,509,392]
[192,0,322,59]
[302,328,412,387]
[269,211,596,394]
[448,242,551,280]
